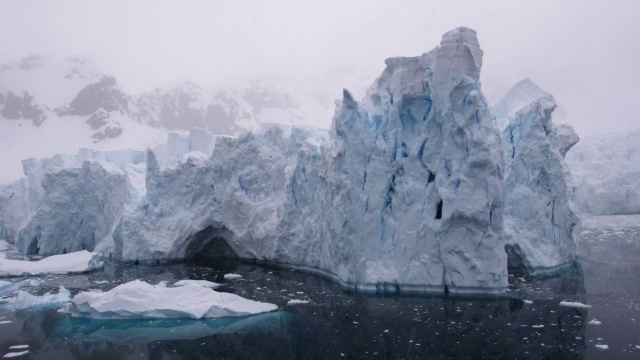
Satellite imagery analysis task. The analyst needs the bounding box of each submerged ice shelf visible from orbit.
[0,27,582,295]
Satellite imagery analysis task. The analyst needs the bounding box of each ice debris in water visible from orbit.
[588,319,602,325]
[223,274,243,280]
[559,301,591,309]
[171,279,222,289]
[287,299,310,305]
[65,279,277,319]
[0,251,103,276]
[2,350,29,358]
[595,344,608,350]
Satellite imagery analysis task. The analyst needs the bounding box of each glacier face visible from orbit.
[494,79,581,274]
[1,27,510,294]
[566,129,640,215]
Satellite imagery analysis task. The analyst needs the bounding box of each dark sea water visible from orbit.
[0,215,639,359]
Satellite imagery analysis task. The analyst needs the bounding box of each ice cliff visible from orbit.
[0,27,583,293]
[494,79,581,274]
[566,129,640,215]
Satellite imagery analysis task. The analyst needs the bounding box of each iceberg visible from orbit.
[0,250,103,276]
[66,280,278,319]
[6,27,602,293]
[111,26,507,294]
[494,79,581,274]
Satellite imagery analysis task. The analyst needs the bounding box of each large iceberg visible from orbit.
[493,79,581,274]
[1,27,591,293]
[66,280,277,319]
[108,27,507,294]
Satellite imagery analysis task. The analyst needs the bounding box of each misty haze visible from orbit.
[1,1,639,359]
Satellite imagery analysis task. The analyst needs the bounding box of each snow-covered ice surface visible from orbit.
[566,129,640,215]
[66,279,277,319]
[0,251,103,276]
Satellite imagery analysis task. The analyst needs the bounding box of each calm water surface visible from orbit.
[0,215,639,359]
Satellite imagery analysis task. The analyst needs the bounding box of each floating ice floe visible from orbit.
[2,350,29,358]
[287,299,310,305]
[7,346,27,351]
[171,279,222,289]
[595,344,608,350]
[223,274,243,280]
[558,301,591,309]
[523,300,533,304]
[0,251,103,277]
[66,280,277,319]
[588,319,602,325]
[2,286,71,310]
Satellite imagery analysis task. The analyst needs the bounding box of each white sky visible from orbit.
[1,0,639,137]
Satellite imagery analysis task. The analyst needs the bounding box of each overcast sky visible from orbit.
[1,0,638,137]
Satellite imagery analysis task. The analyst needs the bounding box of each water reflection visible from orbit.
[0,258,591,359]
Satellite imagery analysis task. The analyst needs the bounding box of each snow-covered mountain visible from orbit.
[566,129,640,215]
[0,55,369,184]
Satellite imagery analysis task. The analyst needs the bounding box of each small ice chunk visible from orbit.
[532,325,544,328]
[3,350,29,358]
[223,273,243,280]
[287,299,309,305]
[559,301,592,308]
[523,300,533,304]
[7,346,27,350]
[172,280,222,289]
[595,344,608,350]
[589,319,602,325]
[94,280,109,284]
[0,321,12,324]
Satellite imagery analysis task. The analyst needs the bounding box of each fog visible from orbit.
[1,0,638,137]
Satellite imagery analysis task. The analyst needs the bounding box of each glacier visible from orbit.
[566,129,640,215]
[0,27,586,294]
[493,79,581,274]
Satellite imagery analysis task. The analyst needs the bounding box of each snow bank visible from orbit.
[0,250,103,276]
[66,280,277,319]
